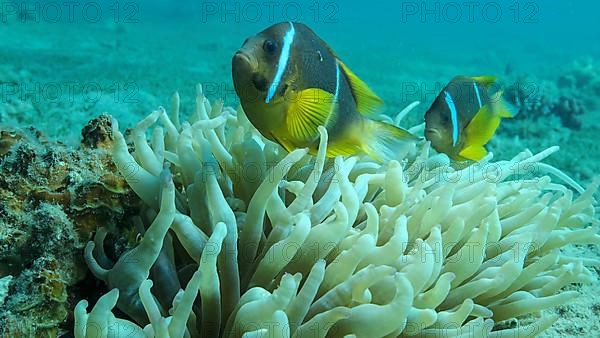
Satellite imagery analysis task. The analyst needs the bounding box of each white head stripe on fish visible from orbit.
[265,22,295,103]
[473,81,483,108]
[444,90,459,146]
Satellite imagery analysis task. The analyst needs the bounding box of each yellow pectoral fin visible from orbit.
[286,88,335,142]
[463,105,501,147]
[338,61,384,115]
[459,145,488,161]
[472,76,497,88]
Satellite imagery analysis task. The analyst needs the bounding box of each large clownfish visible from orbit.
[232,21,418,161]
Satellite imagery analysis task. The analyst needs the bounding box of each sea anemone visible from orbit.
[75,85,599,337]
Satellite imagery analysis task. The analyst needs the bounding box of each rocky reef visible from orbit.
[487,58,600,184]
[0,116,139,336]
[505,58,600,131]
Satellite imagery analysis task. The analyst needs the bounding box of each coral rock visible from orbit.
[0,122,139,337]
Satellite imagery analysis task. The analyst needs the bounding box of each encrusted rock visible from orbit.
[0,118,140,337]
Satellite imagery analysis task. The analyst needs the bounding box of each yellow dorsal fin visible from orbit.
[471,76,497,88]
[338,61,384,115]
[286,88,335,142]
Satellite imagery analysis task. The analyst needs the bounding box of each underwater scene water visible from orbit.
[0,0,599,337]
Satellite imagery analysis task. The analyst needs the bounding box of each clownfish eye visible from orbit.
[263,39,277,55]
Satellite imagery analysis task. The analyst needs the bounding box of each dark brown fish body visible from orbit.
[428,76,492,124]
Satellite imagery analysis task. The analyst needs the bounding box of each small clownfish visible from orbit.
[424,76,517,162]
[232,22,418,161]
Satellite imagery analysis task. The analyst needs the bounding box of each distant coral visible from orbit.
[75,86,598,337]
[557,57,600,96]
[505,58,600,130]
[505,79,585,130]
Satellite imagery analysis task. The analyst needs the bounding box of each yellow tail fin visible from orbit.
[361,120,419,162]
[490,90,519,118]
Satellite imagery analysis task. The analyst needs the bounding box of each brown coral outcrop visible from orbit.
[0,118,139,337]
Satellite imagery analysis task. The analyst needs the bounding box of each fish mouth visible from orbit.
[424,128,442,140]
[232,51,258,72]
